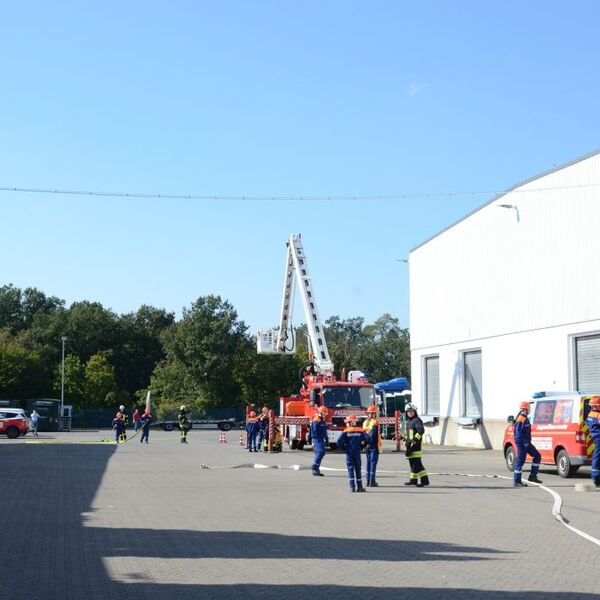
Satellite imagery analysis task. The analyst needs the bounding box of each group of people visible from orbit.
[311,402,429,492]
[245,406,282,452]
[112,405,153,443]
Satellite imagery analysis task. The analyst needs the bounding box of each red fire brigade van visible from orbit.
[503,392,594,478]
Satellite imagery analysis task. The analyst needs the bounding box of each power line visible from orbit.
[0,182,598,202]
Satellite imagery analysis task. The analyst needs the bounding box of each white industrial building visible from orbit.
[409,149,600,449]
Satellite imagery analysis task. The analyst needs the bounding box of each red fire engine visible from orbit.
[256,234,401,451]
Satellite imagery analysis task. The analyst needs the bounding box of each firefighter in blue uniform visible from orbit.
[112,410,125,443]
[585,396,600,488]
[178,405,190,444]
[246,411,260,452]
[404,403,430,487]
[140,410,153,444]
[363,404,382,487]
[311,406,329,476]
[337,415,368,492]
[513,400,542,487]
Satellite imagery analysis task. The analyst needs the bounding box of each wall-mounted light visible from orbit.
[497,203,520,222]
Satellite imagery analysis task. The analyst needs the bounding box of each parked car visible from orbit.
[0,408,30,439]
[503,391,594,478]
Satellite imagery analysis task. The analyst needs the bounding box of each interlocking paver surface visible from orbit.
[1,430,599,599]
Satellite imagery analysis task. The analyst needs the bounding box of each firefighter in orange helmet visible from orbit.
[337,415,369,492]
[363,404,382,487]
[311,406,329,476]
[586,396,600,487]
[513,400,542,487]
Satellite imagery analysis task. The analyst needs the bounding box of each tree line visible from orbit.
[0,284,410,417]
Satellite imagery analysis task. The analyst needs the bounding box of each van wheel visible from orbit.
[329,443,337,451]
[504,445,515,472]
[556,449,576,478]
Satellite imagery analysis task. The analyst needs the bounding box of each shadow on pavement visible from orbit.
[2,444,596,600]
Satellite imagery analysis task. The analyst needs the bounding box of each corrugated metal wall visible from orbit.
[410,152,600,351]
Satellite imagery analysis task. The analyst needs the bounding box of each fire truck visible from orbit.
[256,234,401,450]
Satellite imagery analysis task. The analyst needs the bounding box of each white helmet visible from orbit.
[404,403,417,412]
[119,405,125,411]
[180,405,186,411]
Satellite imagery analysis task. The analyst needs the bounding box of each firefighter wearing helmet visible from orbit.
[310,406,329,476]
[404,403,430,487]
[363,404,382,487]
[246,410,260,452]
[336,414,369,492]
[585,396,600,488]
[513,400,542,487]
[178,405,190,444]
[117,405,128,442]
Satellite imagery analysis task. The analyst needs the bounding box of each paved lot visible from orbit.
[1,429,599,599]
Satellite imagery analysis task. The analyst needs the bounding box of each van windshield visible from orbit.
[322,386,374,409]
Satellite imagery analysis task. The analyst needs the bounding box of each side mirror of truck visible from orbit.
[507,415,514,423]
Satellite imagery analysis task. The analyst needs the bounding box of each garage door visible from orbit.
[463,350,482,417]
[575,334,600,393]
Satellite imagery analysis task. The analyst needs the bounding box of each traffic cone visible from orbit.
[222,433,228,443]
[218,432,224,443]
[239,433,244,446]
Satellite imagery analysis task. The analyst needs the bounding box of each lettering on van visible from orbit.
[532,436,553,450]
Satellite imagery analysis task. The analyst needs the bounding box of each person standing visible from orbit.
[132,408,141,432]
[246,411,259,452]
[113,410,125,443]
[119,405,128,442]
[257,406,269,451]
[337,415,368,492]
[363,405,382,487]
[404,403,430,487]
[30,409,40,436]
[585,396,600,488]
[140,410,153,444]
[310,406,329,476]
[178,405,190,444]
[513,400,542,487]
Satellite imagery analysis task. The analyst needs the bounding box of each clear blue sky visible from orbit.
[1,1,599,332]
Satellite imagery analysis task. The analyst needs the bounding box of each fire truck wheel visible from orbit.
[289,438,299,450]
[556,449,576,478]
[328,443,337,451]
[504,445,515,472]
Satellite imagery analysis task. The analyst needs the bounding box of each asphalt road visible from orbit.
[1,429,599,599]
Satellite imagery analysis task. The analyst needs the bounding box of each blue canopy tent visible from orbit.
[374,377,410,393]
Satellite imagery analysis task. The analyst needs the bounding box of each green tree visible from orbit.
[53,354,86,406]
[84,352,118,407]
[0,336,46,398]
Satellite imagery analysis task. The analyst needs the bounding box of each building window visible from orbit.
[575,334,600,394]
[424,355,440,415]
[463,350,482,417]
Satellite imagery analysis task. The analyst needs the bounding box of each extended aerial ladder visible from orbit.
[255,234,402,452]
[257,233,334,375]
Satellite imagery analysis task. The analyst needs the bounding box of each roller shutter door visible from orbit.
[575,335,600,393]
[424,356,440,414]
[463,350,482,417]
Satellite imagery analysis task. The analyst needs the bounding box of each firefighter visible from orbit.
[513,400,542,487]
[140,410,153,444]
[119,405,128,442]
[112,410,125,443]
[178,405,190,444]
[310,406,329,476]
[337,414,369,492]
[272,426,283,452]
[585,396,600,488]
[246,411,260,452]
[363,404,382,487]
[404,403,430,487]
[257,406,269,452]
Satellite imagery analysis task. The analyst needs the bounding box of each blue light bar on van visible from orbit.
[532,392,546,398]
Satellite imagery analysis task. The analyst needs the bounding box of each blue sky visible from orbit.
[1,1,599,332]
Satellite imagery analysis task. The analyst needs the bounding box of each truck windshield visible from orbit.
[322,386,374,409]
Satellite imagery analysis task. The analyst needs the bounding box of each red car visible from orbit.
[503,392,593,478]
[0,408,30,439]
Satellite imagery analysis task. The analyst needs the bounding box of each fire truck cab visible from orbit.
[503,391,595,478]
